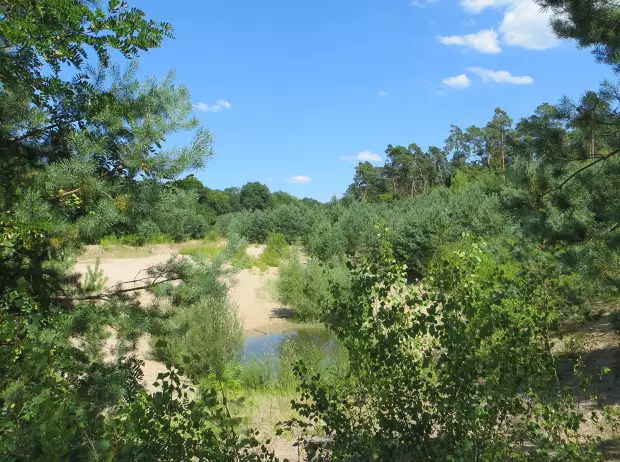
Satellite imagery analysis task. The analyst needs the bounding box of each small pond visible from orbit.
[243,331,293,362]
[243,325,340,361]
[240,325,348,389]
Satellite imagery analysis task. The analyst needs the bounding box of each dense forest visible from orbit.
[4,0,620,460]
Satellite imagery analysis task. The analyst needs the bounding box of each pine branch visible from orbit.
[538,147,620,199]
[52,277,182,301]
[8,118,82,142]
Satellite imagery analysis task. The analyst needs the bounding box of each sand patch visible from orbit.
[74,243,295,389]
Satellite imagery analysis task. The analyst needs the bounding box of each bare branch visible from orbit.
[52,277,182,301]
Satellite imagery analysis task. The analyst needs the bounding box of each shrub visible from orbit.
[202,228,222,242]
[306,220,347,261]
[152,255,243,378]
[224,210,275,243]
[286,233,602,461]
[256,232,292,267]
[272,205,310,242]
[276,255,350,321]
[144,232,175,244]
[162,297,243,377]
[337,202,382,256]
[99,234,141,248]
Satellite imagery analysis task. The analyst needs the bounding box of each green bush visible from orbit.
[306,219,347,261]
[337,203,382,256]
[144,232,175,244]
[287,233,603,461]
[152,256,243,378]
[224,210,275,243]
[256,232,292,267]
[99,234,141,248]
[202,228,223,242]
[276,254,351,321]
[272,204,310,242]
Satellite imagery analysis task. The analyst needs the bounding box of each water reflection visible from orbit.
[240,326,348,390]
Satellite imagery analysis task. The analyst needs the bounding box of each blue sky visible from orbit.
[131,0,614,201]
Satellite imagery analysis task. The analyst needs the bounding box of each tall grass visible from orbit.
[179,243,224,260]
[229,232,292,270]
[99,232,175,248]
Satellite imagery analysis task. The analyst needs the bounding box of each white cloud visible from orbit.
[340,151,383,163]
[437,29,501,54]
[457,0,559,51]
[442,74,471,88]
[358,151,382,162]
[466,66,534,84]
[287,175,312,184]
[192,99,232,113]
[459,0,510,13]
[410,0,439,7]
[499,0,558,50]
[377,90,389,97]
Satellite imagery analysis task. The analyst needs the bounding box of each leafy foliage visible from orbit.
[285,233,603,461]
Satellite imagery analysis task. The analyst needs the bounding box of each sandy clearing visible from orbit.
[74,244,296,388]
[75,244,294,335]
[232,267,297,337]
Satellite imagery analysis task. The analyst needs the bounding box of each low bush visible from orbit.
[306,220,347,261]
[152,256,243,378]
[257,233,292,267]
[99,234,141,248]
[276,254,351,321]
[202,228,223,242]
[287,233,604,461]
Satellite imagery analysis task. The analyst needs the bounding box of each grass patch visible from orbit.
[203,228,223,243]
[234,233,292,270]
[179,232,292,270]
[230,247,268,270]
[99,233,175,249]
[179,243,224,260]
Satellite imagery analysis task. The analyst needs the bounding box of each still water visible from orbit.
[243,332,292,361]
[242,325,343,363]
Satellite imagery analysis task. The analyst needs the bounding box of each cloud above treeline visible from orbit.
[437,29,501,54]
[442,67,533,89]
[467,66,533,84]
[340,151,383,163]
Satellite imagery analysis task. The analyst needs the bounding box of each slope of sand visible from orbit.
[74,244,295,387]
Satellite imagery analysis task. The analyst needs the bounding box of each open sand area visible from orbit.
[74,242,298,388]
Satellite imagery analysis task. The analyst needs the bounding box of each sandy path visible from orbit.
[232,267,295,337]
